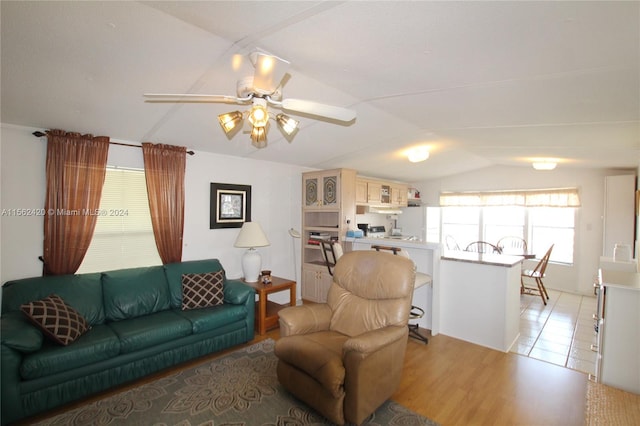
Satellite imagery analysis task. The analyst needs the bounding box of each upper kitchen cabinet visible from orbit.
[355,179,368,204]
[391,183,408,207]
[356,177,408,208]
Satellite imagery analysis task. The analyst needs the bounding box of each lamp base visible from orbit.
[242,248,261,282]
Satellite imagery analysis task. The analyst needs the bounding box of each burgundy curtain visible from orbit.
[43,130,109,275]
[142,142,186,264]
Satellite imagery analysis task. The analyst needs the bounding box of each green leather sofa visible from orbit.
[0,259,255,425]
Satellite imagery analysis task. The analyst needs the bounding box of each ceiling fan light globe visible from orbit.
[248,105,269,128]
[251,126,267,148]
[218,111,243,134]
[276,114,299,135]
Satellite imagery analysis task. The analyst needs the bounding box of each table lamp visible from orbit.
[234,221,270,282]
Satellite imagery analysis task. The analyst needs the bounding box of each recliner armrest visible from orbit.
[278,304,332,337]
[343,325,407,355]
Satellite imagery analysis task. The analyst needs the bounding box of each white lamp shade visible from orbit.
[234,222,270,248]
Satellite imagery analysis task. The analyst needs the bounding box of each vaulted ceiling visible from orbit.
[2,1,638,182]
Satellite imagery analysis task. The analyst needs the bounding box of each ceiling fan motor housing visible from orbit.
[236,76,255,98]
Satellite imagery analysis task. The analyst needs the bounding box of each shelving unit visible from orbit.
[301,168,356,302]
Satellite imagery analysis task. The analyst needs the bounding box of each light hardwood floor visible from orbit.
[22,326,640,426]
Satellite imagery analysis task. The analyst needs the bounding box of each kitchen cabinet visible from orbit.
[602,175,636,258]
[301,264,333,302]
[595,269,640,394]
[366,180,383,205]
[391,183,408,207]
[357,178,408,207]
[301,169,356,302]
[355,179,368,204]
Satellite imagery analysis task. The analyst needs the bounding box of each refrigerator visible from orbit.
[396,206,427,240]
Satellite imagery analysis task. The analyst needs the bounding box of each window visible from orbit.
[440,206,576,264]
[441,206,479,249]
[77,168,161,273]
[439,188,579,264]
[529,207,575,264]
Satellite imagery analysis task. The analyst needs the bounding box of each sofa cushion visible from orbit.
[175,303,247,334]
[1,311,43,353]
[102,266,170,321]
[107,310,192,354]
[20,325,120,380]
[1,273,105,325]
[164,259,225,309]
[20,294,90,346]
[181,271,225,310]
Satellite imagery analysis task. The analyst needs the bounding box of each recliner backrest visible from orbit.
[327,250,415,336]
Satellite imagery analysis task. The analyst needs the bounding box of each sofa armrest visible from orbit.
[278,304,332,337]
[1,311,43,352]
[343,325,407,355]
[224,279,255,305]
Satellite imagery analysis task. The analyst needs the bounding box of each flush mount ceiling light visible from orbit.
[532,160,557,170]
[145,50,356,149]
[407,147,430,163]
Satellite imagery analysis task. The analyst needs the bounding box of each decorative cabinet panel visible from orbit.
[304,171,340,209]
[301,169,356,302]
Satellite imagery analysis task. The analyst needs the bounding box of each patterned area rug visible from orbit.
[34,339,438,426]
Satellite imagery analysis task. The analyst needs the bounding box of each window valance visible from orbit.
[439,188,581,207]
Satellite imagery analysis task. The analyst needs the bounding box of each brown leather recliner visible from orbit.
[274,250,416,425]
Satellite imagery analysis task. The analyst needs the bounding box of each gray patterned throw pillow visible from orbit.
[20,294,90,346]
[181,271,225,310]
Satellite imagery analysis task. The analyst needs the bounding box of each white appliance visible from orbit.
[397,206,426,240]
[367,226,387,238]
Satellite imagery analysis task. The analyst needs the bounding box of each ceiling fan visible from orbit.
[144,50,357,148]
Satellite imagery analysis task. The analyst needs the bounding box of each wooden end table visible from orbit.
[241,276,296,335]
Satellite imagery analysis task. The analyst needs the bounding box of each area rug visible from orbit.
[34,339,438,426]
[585,380,640,425]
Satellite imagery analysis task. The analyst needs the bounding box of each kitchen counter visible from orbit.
[345,236,441,251]
[348,237,441,334]
[441,250,525,268]
[599,269,640,291]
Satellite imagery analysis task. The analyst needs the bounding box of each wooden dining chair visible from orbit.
[521,244,554,305]
[319,240,343,276]
[497,236,528,256]
[444,235,461,251]
[464,241,502,254]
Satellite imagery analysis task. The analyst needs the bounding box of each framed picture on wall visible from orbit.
[210,183,252,229]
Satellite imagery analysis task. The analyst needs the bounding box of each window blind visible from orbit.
[77,168,161,273]
[439,188,580,208]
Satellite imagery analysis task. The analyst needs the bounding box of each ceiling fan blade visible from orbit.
[251,52,290,95]
[282,98,356,122]
[143,94,246,104]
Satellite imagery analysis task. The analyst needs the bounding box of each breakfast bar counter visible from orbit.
[440,250,524,352]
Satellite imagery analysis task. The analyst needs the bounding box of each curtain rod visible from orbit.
[32,131,195,155]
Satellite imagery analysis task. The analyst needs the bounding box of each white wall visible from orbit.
[0,124,307,301]
[412,165,637,296]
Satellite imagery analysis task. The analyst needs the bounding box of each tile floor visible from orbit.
[512,288,598,377]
